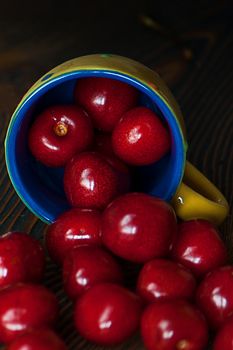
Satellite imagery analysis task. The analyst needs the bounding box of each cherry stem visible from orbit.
[176,340,189,350]
[54,122,68,136]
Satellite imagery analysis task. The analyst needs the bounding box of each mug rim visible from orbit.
[5,67,186,223]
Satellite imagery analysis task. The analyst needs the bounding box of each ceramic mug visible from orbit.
[5,54,229,225]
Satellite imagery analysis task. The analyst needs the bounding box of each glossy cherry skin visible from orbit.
[64,152,126,209]
[28,105,93,167]
[63,245,123,299]
[171,220,228,277]
[0,232,45,287]
[112,106,171,166]
[213,318,233,350]
[141,300,208,350]
[102,193,177,263]
[46,208,102,264]
[137,259,196,303]
[196,265,233,329]
[74,77,138,132]
[7,329,67,350]
[0,283,59,343]
[74,283,142,345]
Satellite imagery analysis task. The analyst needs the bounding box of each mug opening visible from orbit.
[5,70,185,223]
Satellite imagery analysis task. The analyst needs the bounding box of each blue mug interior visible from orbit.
[5,71,185,223]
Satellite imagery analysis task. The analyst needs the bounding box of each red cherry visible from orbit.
[63,246,123,299]
[0,232,45,287]
[74,283,142,345]
[0,283,59,343]
[141,300,208,350]
[74,77,138,132]
[137,259,196,303]
[102,193,176,263]
[46,208,102,264]
[64,152,124,209]
[7,329,67,350]
[171,220,228,277]
[112,106,171,166]
[213,318,233,350]
[28,105,93,167]
[196,265,233,329]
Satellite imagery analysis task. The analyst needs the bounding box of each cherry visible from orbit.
[7,329,67,350]
[28,105,93,167]
[0,283,59,343]
[213,318,233,350]
[74,283,142,345]
[137,259,196,303]
[102,193,176,263]
[46,208,102,264]
[112,106,171,166]
[63,245,123,299]
[0,232,45,287]
[171,220,228,277]
[141,300,208,350]
[74,77,138,132]
[196,265,233,329]
[64,152,126,209]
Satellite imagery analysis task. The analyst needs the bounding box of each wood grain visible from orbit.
[0,4,232,349]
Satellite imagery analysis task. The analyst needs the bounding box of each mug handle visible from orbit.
[171,161,229,226]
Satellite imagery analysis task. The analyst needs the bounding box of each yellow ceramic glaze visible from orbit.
[172,162,229,225]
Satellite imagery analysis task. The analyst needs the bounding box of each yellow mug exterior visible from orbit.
[6,54,229,225]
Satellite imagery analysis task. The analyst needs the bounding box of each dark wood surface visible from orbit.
[0,2,233,349]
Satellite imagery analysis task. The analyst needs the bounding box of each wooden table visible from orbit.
[0,3,232,348]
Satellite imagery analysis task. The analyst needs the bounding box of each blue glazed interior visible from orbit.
[5,71,185,223]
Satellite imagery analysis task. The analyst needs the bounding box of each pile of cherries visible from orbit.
[46,207,232,350]
[0,232,67,349]
[2,77,232,349]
